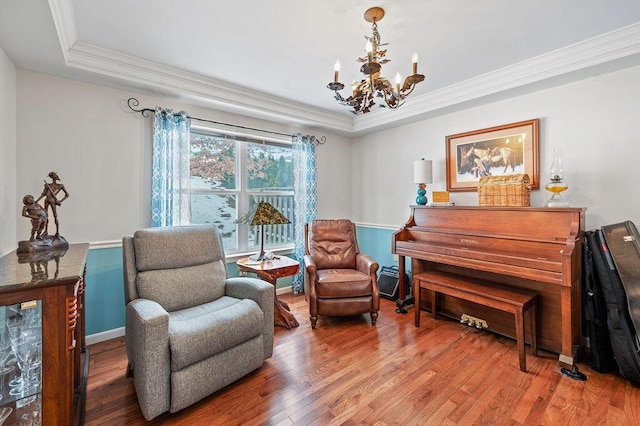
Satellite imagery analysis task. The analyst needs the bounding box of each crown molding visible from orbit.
[47,0,77,62]
[353,22,640,134]
[65,42,353,132]
[47,0,352,132]
[47,0,640,136]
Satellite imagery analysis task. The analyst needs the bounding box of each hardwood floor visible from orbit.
[85,293,640,425]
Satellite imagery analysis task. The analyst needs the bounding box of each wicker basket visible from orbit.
[478,174,531,207]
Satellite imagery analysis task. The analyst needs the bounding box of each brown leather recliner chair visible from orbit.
[303,219,380,328]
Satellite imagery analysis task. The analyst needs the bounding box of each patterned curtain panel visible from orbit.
[292,133,318,293]
[151,107,191,227]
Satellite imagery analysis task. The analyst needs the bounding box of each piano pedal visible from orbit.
[460,314,488,329]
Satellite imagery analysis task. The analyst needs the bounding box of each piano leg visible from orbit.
[558,286,587,381]
[395,296,414,314]
[395,255,413,314]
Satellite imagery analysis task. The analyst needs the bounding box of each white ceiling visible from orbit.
[2,0,640,135]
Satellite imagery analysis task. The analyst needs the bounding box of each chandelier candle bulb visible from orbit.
[366,40,373,62]
[334,59,340,83]
[395,72,402,93]
[412,52,418,74]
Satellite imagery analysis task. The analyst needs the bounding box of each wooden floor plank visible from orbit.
[85,293,640,425]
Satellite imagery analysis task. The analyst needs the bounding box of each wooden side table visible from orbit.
[237,256,300,329]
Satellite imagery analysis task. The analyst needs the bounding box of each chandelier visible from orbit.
[327,7,425,115]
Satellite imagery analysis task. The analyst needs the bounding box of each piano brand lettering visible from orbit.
[460,239,479,245]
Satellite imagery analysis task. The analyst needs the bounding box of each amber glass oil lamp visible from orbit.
[544,148,569,207]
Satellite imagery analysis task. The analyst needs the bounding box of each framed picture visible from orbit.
[445,119,539,192]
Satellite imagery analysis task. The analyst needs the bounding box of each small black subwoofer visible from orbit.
[378,266,410,300]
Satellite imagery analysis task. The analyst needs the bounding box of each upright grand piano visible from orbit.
[392,205,586,373]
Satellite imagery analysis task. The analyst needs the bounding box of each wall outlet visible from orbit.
[393,254,399,261]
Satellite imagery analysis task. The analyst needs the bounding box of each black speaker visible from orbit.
[378,266,411,300]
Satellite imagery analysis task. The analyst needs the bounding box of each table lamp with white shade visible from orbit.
[413,158,433,205]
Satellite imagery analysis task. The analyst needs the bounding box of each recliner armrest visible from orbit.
[225,277,275,359]
[225,277,273,313]
[356,254,381,311]
[303,255,317,275]
[303,255,318,305]
[126,299,171,421]
[356,253,379,277]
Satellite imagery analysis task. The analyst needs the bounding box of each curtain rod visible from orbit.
[127,98,326,145]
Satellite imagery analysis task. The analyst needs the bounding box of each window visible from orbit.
[189,128,294,254]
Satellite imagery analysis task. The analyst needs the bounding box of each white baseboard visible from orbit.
[276,286,293,296]
[86,289,293,345]
[86,326,125,345]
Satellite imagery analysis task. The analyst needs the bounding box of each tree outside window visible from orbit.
[189,130,294,253]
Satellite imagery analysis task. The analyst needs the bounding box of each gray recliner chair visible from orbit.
[122,224,274,421]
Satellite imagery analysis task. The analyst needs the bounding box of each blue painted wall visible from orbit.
[84,226,396,337]
[355,226,399,271]
[85,247,125,335]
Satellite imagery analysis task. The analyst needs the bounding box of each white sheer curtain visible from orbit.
[151,107,191,227]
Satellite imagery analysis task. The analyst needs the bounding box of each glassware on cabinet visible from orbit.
[0,301,42,424]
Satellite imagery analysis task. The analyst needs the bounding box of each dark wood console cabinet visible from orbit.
[0,243,89,425]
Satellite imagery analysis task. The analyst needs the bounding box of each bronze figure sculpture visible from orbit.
[17,172,70,254]
[36,171,69,238]
[21,194,47,241]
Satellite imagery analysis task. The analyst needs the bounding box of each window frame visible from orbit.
[189,125,295,260]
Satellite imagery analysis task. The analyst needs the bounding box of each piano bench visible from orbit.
[414,270,537,372]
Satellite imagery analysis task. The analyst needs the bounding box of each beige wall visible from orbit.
[15,71,352,244]
[0,46,16,256]
[352,65,640,230]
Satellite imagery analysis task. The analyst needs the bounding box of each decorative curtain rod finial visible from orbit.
[127,97,154,118]
[310,136,327,146]
[126,97,327,145]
